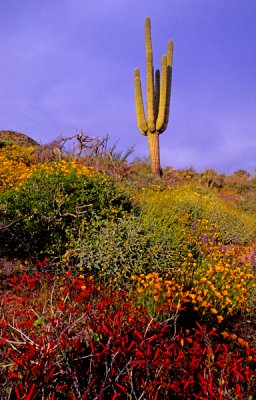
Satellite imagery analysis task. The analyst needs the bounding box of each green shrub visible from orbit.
[0,169,135,259]
[139,186,205,228]
[139,185,256,246]
[205,200,256,245]
[76,211,189,286]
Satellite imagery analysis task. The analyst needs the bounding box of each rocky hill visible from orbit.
[0,130,40,148]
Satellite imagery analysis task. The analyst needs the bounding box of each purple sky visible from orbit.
[1,0,256,174]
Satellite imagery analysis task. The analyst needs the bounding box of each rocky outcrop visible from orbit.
[0,130,40,148]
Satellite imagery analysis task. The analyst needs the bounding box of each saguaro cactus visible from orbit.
[134,17,173,176]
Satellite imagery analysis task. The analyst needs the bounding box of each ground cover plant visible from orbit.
[0,142,256,399]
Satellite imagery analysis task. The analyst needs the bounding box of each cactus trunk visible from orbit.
[147,132,160,176]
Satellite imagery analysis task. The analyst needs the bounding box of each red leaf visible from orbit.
[134,330,143,340]
[154,390,159,400]
[235,383,242,396]
[127,340,136,352]
[154,348,161,361]
[56,384,68,390]
[148,334,158,343]
[90,339,95,353]
[184,376,194,389]
[36,257,47,267]
[136,350,145,359]
[14,388,21,400]
[26,384,36,400]
[112,392,121,400]
[115,383,127,393]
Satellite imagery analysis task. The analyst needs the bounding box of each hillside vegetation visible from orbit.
[0,139,255,399]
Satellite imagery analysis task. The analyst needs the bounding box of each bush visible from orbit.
[140,186,205,224]
[76,209,189,286]
[139,185,256,246]
[0,168,135,259]
[0,144,39,191]
[205,200,256,245]
[237,190,256,213]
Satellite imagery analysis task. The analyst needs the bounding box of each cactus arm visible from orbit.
[145,17,156,132]
[166,39,174,67]
[156,55,167,132]
[161,40,174,132]
[134,68,148,135]
[154,69,160,121]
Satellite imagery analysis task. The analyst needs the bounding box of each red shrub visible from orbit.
[0,271,255,399]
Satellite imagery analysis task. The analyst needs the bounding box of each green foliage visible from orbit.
[140,185,256,245]
[140,186,205,227]
[76,214,189,286]
[205,200,256,245]
[0,169,134,259]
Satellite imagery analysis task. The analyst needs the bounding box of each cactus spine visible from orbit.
[134,17,173,176]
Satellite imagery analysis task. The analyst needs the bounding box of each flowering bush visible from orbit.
[0,145,39,191]
[0,144,97,192]
[132,220,256,325]
[0,168,135,259]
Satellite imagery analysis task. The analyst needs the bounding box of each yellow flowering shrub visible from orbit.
[0,145,94,191]
[36,160,94,178]
[0,145,39,190]
[138,185,255,245]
